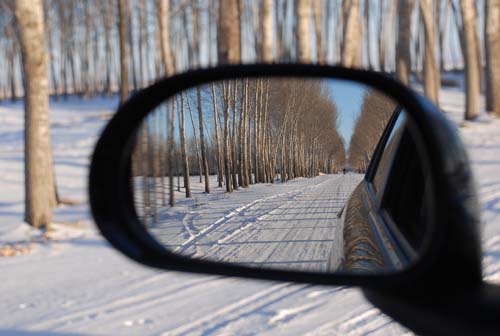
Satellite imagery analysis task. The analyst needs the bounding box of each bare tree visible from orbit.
[197,87,210,193]
[15,0,55,229]
[262,0,273,62]
[223,81,233,192]
[211,83,224,187]
[377,0,386,71]
[364,0,373,69]
[156,0,174,75]
[179,94,191,197]
[396,0,414,85]
[342,0,361,67]
[485,0,500,116]
[101,0,115,96]
[167,101,176,206]
[313,0,325,64]
[118,0,129,102]
[419,0,440,105]
[460,0,480,120]
[295,0,312,63]
[218,0,241,64]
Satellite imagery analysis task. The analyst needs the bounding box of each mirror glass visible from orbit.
[130,77,432,274]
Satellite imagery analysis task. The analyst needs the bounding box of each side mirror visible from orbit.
[89,65,481,292]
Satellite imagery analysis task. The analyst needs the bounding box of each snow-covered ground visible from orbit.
[140,174,361,272]
[1,83,499,335]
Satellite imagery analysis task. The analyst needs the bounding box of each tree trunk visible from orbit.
[223,82,233,192]
[231,81,239,190]
[83,0,91,97]
[295,0,312,63]
[185,94,203,182]
[191,0,200,67]
[16,0,54,229]
[218,0,241,64]
[377,0,386,71]
[313,0,324,64]
[137,0,146,87]
[420,0,440,105]
[460,0,481,120]
[168,101,176,206]
[197,87,210,193]
[102,0,114,96]
[485,0,500,116]
[179,95,191,197]
[211,84,224,187]
[128,1,138,91]
[342,0,361,67]
[261,0,273,62]
[364,0,372,69]
[118,0,129,102]
[396,0,414,85]
[156,0,174,76]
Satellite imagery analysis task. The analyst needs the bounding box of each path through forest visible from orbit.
[148,174,363,272]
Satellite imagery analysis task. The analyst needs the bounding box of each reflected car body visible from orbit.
[342,108,431,273]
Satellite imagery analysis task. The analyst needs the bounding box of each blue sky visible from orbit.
[326,79,366,149]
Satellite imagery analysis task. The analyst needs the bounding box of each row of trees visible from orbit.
[348,90,396,172]
[2,0,499,229]
[132,79,345,224]
[2,1,500,117]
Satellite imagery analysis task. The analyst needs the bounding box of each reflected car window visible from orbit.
[373,111,407,193]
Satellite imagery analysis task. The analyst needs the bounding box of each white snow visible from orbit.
[141,173,361,272]
[1,80,500,335]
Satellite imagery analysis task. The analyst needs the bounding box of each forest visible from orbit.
[0,0,499,229]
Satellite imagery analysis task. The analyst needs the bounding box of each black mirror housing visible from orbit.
[89,64,481,293]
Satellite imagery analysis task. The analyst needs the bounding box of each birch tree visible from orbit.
[218,0,241,64]
[296,0,312,63]
[15,0,55,229]
[179,94,191,197]
[197,87,210,193]
[460,0,480,120]
[262,0,273,63]
[156,0,174,76]
[342,0,361,68]
[485,0,500,116]
[396,0,414,85]
[118,0,129,102]
[419,0,440,105]
[313,0,325,64]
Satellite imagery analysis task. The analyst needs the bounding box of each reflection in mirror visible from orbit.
[130,78,431,274]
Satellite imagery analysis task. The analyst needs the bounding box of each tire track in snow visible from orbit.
[305,307,409,336]
[162,285,348,335]
[27,275,224,330]
[160,283,312,336]
[174,177,339,255]
[200,175,360,271]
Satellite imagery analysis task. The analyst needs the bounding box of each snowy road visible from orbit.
[149,174,362,272]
